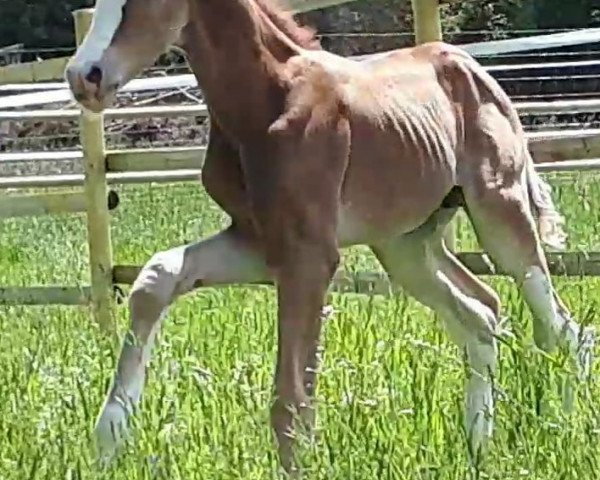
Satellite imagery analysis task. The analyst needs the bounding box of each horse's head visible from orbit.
[65,0,188,113]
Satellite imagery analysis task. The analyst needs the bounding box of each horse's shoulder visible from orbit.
[280,55,348,114]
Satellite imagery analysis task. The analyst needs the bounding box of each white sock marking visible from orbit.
[522,266,595,412]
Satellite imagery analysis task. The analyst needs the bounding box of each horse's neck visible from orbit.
[183,0,292,141]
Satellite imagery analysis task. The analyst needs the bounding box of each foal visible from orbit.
[65,0,595,470]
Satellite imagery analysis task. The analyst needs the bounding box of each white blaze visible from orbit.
[71,0,127,69]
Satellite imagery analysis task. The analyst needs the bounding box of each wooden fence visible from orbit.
[3,1,600,333]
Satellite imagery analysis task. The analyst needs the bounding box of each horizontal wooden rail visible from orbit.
[0,170,203,189]
[113,251,600,294]
[0,150,83,164]
[0,104,209,122]
[516,99,600,115]
[4,99,600,124]
[0,190,119,217]
[536,158,600,173]
[288,0,357,12]
[0,57,70,85]
[0,286,91,306]
[0,191,85,217]
[528,129,600,163]
[1,129,599,167]
[106,147,206,172]
[112,264,395,295]
[3,250,597,308]
[4,156,600,191]
[458,251,600,277]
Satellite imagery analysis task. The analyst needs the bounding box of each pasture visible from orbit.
[1,172,600,479]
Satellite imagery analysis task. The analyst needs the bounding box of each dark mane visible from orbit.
[253,0,321,50]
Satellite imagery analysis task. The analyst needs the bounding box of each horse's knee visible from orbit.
[129,248,187,324]
[466,333,498,374]
[436,270,499,345]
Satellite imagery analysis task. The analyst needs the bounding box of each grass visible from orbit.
[1,173,600,479]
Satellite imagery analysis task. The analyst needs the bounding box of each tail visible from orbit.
[525,150,567,250]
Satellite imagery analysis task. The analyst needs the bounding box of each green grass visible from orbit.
[2,173,600,479]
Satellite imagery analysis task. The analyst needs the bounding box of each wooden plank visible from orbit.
[4,98,600,124]
[107,147,206,172]
[0,286,91,306]
[0,104,209,122]
[527,129,600,163]
[0,170,203,189]
[0,57,66,84]
[0,191,85,217]
[487,58,600,74]
[517,99,600,115]
[288,0,357,12]
[113,264,393,295]
[0,82,65,92]
[0,75,197,108]
[458,251,600,277]
[113,252,600,292]
[536,158,600,172]
[0,151,83,164]
[5,153,600,192]
[0,190,119,218]
[461,28,600,57]
[0,57,70,85]
[527,129,600,142]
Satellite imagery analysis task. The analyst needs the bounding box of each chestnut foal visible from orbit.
[65,0,594,470]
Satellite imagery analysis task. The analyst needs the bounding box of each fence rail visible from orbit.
[4,98,600,123]
[3,128,599,172]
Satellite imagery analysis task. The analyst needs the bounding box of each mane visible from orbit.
[252,0,321,50]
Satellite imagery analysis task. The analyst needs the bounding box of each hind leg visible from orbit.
[373,233,501,459]
[462,181,595,407]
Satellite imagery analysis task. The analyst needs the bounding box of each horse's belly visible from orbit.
[335,196,447,248]
[337,151,456,247]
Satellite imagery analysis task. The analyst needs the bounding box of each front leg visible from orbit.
[94,226,269,461]
[242,87,351,472]
[271,244,339,472]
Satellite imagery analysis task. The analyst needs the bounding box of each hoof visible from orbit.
[562,325,595,414]
[94,401,129,462]
[576,326,595,381]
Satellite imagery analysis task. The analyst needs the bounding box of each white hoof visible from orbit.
[562,325,595,414]
[465,408,493,462]
[464,372,494,462]
[94,400,130,460]
[576,326,595,381]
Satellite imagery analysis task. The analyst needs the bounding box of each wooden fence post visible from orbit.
[410,0,456,251]
[411,0,442,44]
[73,8,115,332]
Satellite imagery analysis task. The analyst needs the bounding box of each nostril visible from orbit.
[85,65,103,87]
